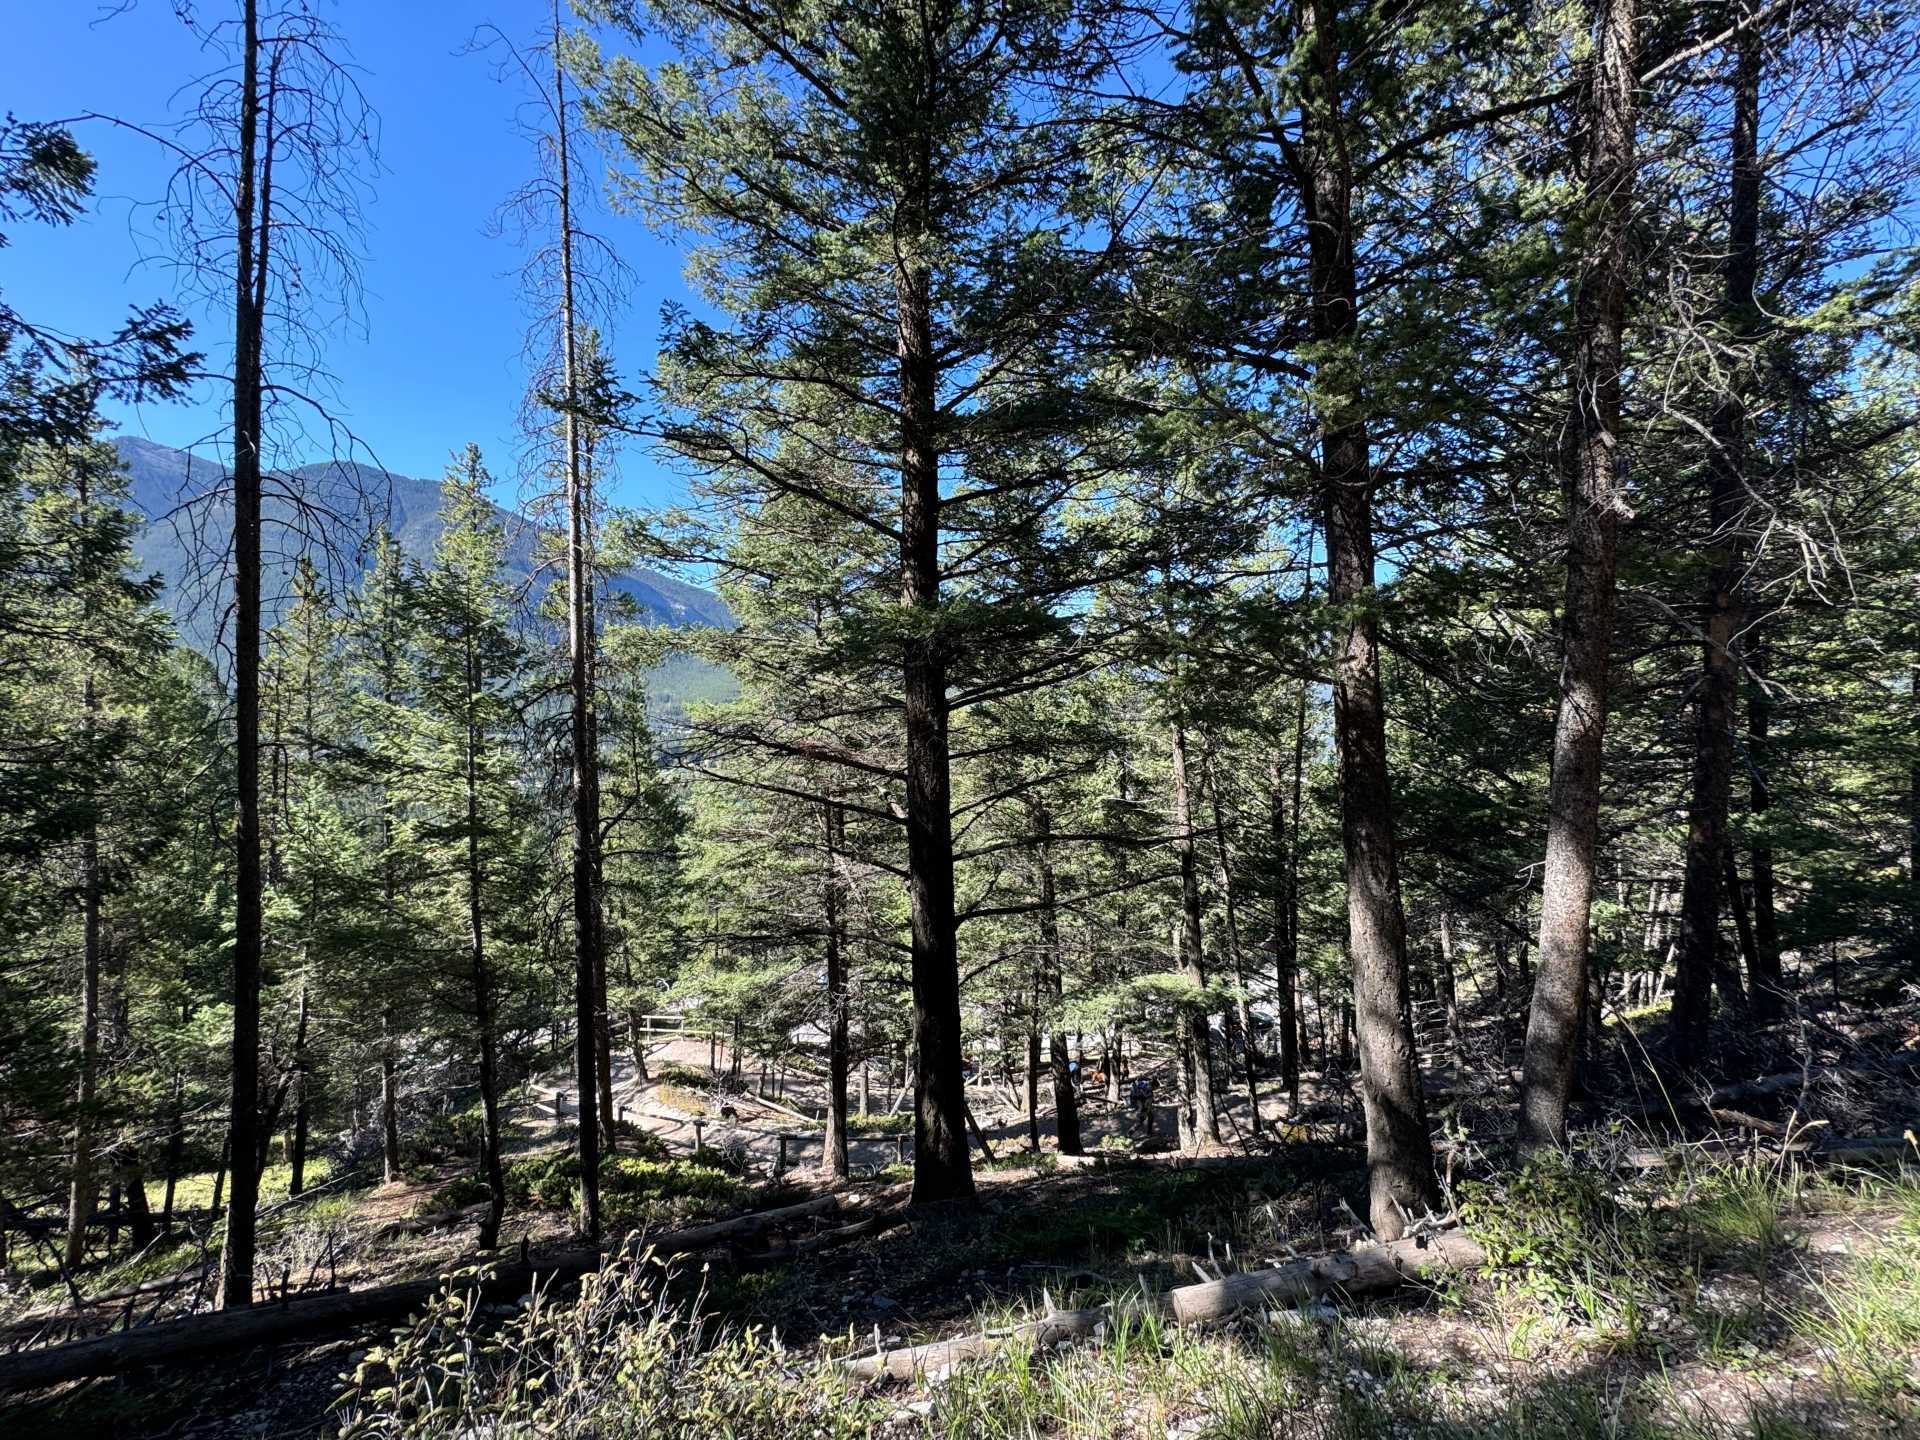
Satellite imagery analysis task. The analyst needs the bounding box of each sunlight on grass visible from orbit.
[144,1155,333,1212]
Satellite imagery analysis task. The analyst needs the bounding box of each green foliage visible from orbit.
[335,1247,885,1439]
[496,1149,748,1227]
[1461,1153,1668,1350]
[651,1061,712,1090]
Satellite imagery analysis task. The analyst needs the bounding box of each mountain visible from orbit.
[111,435,736,717]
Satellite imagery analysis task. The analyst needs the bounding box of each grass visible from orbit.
[658,1083,712,1117]
[846,1111,914,1137]
[143,1155,333,1212]
[1791,1241,1920,1411]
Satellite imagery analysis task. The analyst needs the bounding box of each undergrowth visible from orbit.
[336,1148,1920,1438]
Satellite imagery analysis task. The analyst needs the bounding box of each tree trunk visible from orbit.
[1675,12,1765,1067]
[821,802,850,1181]
[897,155,971,1205]
[287,981,310,1197]
[1170,718,1221,1151]
[1438,910,1463,1070]
[120,1149,156,1253]
[162,1075,184,1229]
[1299,0,1438,1234]
[221,0,268,1310]
[1746,635,1782,1016]
[380,1011,402,1184]
[1033,800,1081,1155]
[1723,849,1761,1005]
[553,4,603,1235]
[1208,764,1260,1136]
[465,641,507,1253]
[1520,0,1637,1146]
[64,653,102,1271]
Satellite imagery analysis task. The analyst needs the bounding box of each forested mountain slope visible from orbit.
[112,435,736,714]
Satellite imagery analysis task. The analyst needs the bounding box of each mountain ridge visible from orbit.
[110,435,735,716]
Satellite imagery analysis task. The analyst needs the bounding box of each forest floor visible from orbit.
[6,1007,1919,1438]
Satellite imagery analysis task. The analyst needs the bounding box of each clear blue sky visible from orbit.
[4,1,691,511]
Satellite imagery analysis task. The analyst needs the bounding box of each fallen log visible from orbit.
[1707,1050,1920,1110]
[1617,1130,1916,1171]
[1168,1231,1484,1325]
[744,1207,908,1268]
[0,1189,866,1393]
[372,1202,491,1241]
[844,1230,1485,1382]
[0,1251,605,1393]
[1052,1149,1274,1172]
[648,1193,840,1254]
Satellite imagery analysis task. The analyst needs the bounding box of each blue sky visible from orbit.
[4,1,692,511]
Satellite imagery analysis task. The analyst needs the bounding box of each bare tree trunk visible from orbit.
[821,802,850,1181]
[287,981,310,1197]
[1907,660,1920,956]
[1025,1020,1041,1151]
[1520,0,1637,1147]
[466,641,506,1253]
[1721,849,1761,1001]
[1270,753,1300,1104]
[1746,636,1782,1016]
[897,127,971,1204]
[162,1074,184,1229]
[1033,800,1081,1155]
[221,0,268,1309]
[553,3,602,1235]
[65,569,102,1270]
[119,1149,156,1253]
[1299,0,1437,1234]
[210,1135,229,1221]
[1170,718,1221,1151]
[1438,911,1463,1071]
[1674,14,1766,1066]
[1208,764,1260,1137]
[380,1010,402,1184]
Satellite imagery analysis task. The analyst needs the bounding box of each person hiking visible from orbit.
[1127,1075,1154,1138]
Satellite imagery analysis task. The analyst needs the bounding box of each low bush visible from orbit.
[845,1111,912,1137]
[652,1061,713,1090]
[335,1246,884,1439]
[489,1151,748,1227]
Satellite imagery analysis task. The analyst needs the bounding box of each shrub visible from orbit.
[422,1173,492,1213]
[335,1246,885,1439]
[652,1061,713,1090]
[845,1112,912,1137]
[496,1151,749,1226]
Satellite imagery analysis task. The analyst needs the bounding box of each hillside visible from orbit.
[110,435,735,716]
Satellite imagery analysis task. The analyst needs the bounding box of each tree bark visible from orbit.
[465,635,506,1254]
[1032,799,1081,1154]
[1746,634,1782,1016]
[1674,12,1764,1068]
[119,1149,156,1254]
[552,1,603,1236]
[1722,849,1760,1007]
[1298,0,1438,1234]
[1170,718,1221,1151]
[1520,0,1637,1146]
[65,551,102,1270]
[1438,910,1464,1070]
[287,981,310,1197]
[380,1010,402,1184]
[221,0,267,1310]
[1208,762,1260,1136]
[896,109,971,1203]
[1270,752,1300,1101]
[820,801,850,1181]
